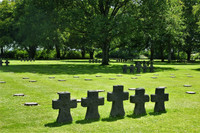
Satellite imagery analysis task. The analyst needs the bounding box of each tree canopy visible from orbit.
[0,0,199,63]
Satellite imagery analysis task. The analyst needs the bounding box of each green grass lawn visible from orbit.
[0,60,200,132]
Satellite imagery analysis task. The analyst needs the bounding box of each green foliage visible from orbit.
[0,0,15,48]
[0,0,199,62]
[66,50,82,59]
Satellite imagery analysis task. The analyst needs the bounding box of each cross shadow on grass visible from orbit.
[127,113,147,119]
[0,64,176,75]
[193,68,200,72]
[75,119,100,124]
[44,121,72,127]
[101,116,124,122]
[149,111,167,116]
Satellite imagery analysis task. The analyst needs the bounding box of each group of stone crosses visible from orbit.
[89,59,102,63]
[0,60,10,66]
[122,61,154,73]
[52,85,169,123]
[116,58,134,62]
[20,58,35,62]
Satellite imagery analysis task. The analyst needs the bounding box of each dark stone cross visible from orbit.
[136,62,141,73]
[130,88,149,115]
[107,85,129,117]
[143,63,147,73]
[89,59,91,63]
[151,87,169,112]
[130,65,135,73]
[5,60,10,66]
[122,65,127,73]
[81,90,104,120]
[0,60,3,66]
[52,92,77,123]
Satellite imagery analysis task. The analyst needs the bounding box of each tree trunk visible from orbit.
[160,46,164,62]
[168,45,171,63]
[186,51,191,61]
[102,42,109,65]
[28,46,36,59]
[150,43,154,61]
[81,48,85,59]
[55,44,61,59]
[0,46,3,58]
[89,49,94,59]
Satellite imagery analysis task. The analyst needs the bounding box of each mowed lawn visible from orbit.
[0,60,200,132]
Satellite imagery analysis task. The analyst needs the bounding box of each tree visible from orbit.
[63,0,138,65]
[182,0,200,61]
[0,0,15,58]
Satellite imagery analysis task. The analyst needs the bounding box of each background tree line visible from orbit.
[0,0,199,65]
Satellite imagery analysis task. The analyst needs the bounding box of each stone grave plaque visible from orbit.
[154,74,159,76]
[151,77,157,79]
[151,87,169,112]
[24,102,38,106]
[13,94,25,96]
[85,79,92,81]
[171,76,176,78]
[29,80,37,82]
[170,74,175,75]
[52,92,77,123]
[23,77,29,79]
[130,88,149,115]
[136,74,141,76]
[116,75,122,77]
[131,77,138,79]
[58,79,66,81]
[81,90,104,120]
[96,75,102,77]
[186,91,196,94]
[109,78,116,80]
[187,76,193,77]
[107,85,129,117]
[49,77,55,79]
[0,81,6,83]
[184,85,192,87]
[128,88,136,91]
[73,76,79,78]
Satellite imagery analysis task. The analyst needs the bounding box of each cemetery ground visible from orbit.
[0,60,200,132]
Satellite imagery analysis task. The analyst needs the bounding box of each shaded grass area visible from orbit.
[0,60,176,75]
[0,60,200,132]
